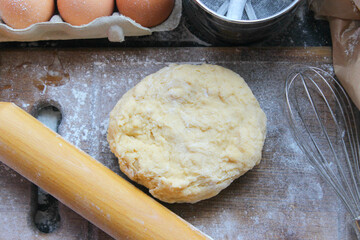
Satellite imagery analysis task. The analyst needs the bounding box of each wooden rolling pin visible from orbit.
[0,102,211,240]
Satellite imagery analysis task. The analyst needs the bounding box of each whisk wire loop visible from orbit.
[285,66,360,226]
[302,71,360,214]
[288,72,357,218]
[312,69,360,204]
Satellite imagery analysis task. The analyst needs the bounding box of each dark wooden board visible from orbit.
[0,47,354,239]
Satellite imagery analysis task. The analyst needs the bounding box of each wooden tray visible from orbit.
[0,47,353,239]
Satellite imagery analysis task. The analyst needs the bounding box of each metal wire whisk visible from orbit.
[285,65,360,238]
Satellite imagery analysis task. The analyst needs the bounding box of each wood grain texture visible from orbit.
[0,103,210,240]
[0,47,354,240]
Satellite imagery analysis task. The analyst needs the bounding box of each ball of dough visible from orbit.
[108,64,267,203]
[0,0,54,29]
[57,0,114,26]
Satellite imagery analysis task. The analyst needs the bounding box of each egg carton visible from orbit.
[0,0,181,42]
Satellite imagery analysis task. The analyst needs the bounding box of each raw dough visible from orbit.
[107,64,267,203]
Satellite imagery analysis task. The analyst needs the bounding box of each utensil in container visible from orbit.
[184,0,303,44]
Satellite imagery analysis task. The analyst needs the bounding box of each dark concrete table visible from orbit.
[0,3,331,48]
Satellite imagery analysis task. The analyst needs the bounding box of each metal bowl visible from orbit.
[184,0,303,44]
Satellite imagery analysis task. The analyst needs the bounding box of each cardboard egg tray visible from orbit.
[0,0,181,42]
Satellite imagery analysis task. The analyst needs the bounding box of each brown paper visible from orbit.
[311,0,360,109]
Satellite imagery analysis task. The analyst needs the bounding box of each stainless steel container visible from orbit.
[184,0,303,44]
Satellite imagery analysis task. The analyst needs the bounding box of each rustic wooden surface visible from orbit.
[0,47,355,239]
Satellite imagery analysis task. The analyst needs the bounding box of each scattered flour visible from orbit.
[344,31,360,57]
[0,51,350,239]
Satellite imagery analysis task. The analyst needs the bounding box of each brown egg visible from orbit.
[116,0,174,28]
[57,0,114,26]
[0,0,54,29]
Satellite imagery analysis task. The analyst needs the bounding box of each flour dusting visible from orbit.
[0,50,351,239]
